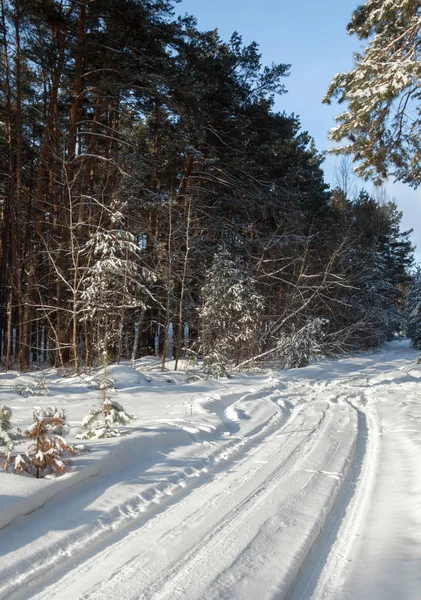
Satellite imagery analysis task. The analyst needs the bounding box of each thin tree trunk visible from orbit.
[174,200,191,371]
[1,0,16,370]
[161,195,173,371]
[21,24,66,371]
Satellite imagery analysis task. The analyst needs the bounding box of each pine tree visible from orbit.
[1,406,74,478]
[24,407,75,478]
[324,0,421,185]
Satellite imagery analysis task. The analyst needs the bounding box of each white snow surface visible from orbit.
[0,340,421,599]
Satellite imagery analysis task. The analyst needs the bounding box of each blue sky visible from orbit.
[176,0,421,259]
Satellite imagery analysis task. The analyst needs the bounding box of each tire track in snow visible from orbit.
[78,398,349,600]
[141,407,333,600]
[284,392,380,600]
[11,384,356,600]
[313,397,380,600]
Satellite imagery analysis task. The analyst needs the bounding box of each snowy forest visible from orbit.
[0,0,415,374]
[3,2,421,599]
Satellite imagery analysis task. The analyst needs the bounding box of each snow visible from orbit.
[1,341,421,599]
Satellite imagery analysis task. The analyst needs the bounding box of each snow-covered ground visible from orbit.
[1,340,420,600]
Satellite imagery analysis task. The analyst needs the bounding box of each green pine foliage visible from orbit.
[78,353,134,438]
[279,319,328,370]
[324,0,421,186]
[0,406,14,452]
[407,268,421,349]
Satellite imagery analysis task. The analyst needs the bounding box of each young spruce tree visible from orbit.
[199,249,264,378]
[79,200,155,362]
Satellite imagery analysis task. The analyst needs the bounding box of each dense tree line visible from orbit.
[0,0,414,373]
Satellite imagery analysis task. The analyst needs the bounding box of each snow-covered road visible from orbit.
[1,340,421,600]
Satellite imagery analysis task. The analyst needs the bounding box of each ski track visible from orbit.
[284,391,378,600]
[112,403,335,600]
[310,396,380,600]
[2,341,421,600]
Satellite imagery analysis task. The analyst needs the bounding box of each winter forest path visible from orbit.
[2,341,421,600]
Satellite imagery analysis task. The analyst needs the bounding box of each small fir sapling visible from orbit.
[37,379,49,396]
[1,407,75,478]
[0,406,26,472]
[15,378,49,398]
[184,348,202,382]
[0,452,27,475]
[202,347,231,380]
[24,407,75,478]
[78,352,134,439]
[0,405,14,451]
